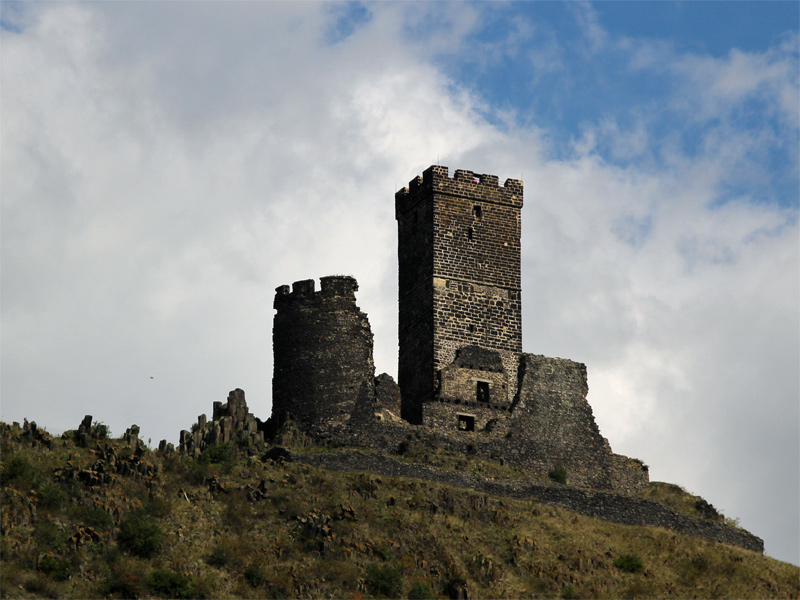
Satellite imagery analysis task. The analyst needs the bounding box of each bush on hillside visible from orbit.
[365,563,402,598]
[117,509,163,558]
[38,555,72,581]
[614,553,645,573]
[407,579,435,599]
[147,569,194,599]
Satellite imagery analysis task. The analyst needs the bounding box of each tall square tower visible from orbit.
[395,165,523,423]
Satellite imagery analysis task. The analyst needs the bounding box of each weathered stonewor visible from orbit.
[272,276,376,438]
[374,373,402,422]
[395,166,523,424]
[501,354,649,491]
[178,389,264,457]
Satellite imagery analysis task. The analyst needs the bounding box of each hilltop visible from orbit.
[1,419,797,599]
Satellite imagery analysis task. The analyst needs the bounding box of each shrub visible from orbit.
[200,443,232,465]
[614,553,645,573]
[244,563,267,588]
[561,583,578,599]
[206,544,237,569]
[117,509,163,558]
[145,495,173,519]
[103,563,144,598]
[71,505,114,530]
[183,458,210,486]
[3,456,32,483]
[267,585,289,599]
[91,421,110,440]
[147,569,194,599]
[407,580,434,599]
[23,575,57,598]
[375,544,393,561]
[365,563,402,598]
[189,574,216,599]
[690,554,709,572]
[39,555,72,581]
[725,515,742,528]
[38,482,67,511]
[548,465,567,485]
[33,518,68,553]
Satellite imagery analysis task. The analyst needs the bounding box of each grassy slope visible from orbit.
[1,423,797,600]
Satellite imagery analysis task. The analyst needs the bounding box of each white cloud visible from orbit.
[570,1,608,55]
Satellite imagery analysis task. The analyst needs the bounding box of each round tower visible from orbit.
[272,275,375,435]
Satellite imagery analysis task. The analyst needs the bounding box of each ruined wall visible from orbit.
[395,166,523,422]
[505,354,648,491]
[272,276,375,435]
[437,346,510,407]
[511,355,605,450]
[374,373,402,418]
[425,345,511,432]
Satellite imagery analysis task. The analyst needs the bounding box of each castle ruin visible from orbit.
[269,165,648,492]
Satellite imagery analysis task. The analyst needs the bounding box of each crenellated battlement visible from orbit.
[274,276,358,308]
[395,165,523,209]
[272,274,375,435]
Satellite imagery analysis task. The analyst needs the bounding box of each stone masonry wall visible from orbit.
[511,355,604,451]
[395,166,523,422]
[272,276,375,435]
[437,346,511,409]
[506,354,647,491]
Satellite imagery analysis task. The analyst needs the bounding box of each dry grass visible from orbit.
[1,422,798,599]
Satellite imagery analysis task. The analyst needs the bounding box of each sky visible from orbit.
[1,1,798,565]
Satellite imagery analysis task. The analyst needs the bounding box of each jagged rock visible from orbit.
[244,479,270,503]
[179,389,266,456]
[124,425,140,446]
[70,526,101,549]
[205,476,229,494]
[296,511,335,554]
[337,504,357,522]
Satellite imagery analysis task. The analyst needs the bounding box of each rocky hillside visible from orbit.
[1,420,797,599]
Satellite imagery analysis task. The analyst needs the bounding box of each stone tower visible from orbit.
[395,165,523,424]
[272,276,375,435]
